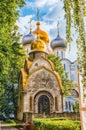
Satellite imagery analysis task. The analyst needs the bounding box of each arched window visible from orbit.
[64,64,66,70]
[57,51,58,56]
[65,101,68,109]
[38,95,50,114]
[61,51,63,58]
[69,101,71,111]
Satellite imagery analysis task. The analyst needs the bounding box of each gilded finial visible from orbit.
[57,21,60,36]
[36,8,40,39]
[28,18,32,32]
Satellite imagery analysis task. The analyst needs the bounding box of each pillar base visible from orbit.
[23,112,33,123]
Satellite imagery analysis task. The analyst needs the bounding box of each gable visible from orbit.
[29,57,54,73]
[28,67,62,91]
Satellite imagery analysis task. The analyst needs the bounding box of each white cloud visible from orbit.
[26,0,58,8]
[35,0,48,7]
[35,0,58,7]
[17,15,55,36]
[25,2,35,9]
[16,15,34,34]
[43,0,65,21]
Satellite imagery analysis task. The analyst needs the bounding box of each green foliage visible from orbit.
[6,119,16,124]
[73,101,79,112]
[0,0,25,86]
[33,118,81,130]
[49,117,67,121]
[0,25,25,118]
[63,0,86,93]
[0,0,25,117]
[48,54,74,96]
[48,54,64,75]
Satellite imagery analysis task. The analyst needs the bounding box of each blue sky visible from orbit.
[17,0,77,61]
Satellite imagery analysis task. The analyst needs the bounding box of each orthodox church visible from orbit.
[50,25,79,112]
[17,18,78,120]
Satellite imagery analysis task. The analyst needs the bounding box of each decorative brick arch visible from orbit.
[34,91,54,113]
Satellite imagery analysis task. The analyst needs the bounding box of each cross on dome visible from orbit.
[28,18,32,32]
[57,21,60,36]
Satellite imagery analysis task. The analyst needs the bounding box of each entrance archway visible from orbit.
[38,95,50,114]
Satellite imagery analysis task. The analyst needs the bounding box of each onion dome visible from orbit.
[50,34,66,50]
[31,35,46,51]
[22,30,35,45]
[50,22,66,50]
[33,22,49,44]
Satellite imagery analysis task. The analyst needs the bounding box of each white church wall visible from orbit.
[54,49,65,59]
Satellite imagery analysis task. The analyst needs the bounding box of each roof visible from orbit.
[50,35,66,49]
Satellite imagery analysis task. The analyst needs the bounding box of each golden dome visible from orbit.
[31,36,46,51]
[33,22,49,44]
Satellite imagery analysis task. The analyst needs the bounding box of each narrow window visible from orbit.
[35,63,38,66]
[61,51,63,58]
[57,51,58,56]
[69,101,71,111]
[30,96,32,111]
[65,101,68,109]
[64,64,66,70]
[55,97,58,111]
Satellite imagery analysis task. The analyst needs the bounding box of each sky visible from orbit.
[17,0,78,61]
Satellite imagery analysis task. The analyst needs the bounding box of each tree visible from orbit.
[0,0,25,117]
[0,0,25,90]
[73,101,79,112]
[63,2,86,128]
[63,0,86,96]
[48,54,74,96]
[0,25,25,118]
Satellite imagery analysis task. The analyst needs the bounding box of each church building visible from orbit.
[50,25,79,112]
[17,20,64,121]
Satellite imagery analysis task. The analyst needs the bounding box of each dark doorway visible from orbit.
[38,95,50,114]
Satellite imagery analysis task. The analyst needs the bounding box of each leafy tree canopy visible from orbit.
[0,0,25,117]
[63,0,86,93]
[48,54,74,96]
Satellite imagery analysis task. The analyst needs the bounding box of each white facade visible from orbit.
[53,48,66,59]
[52,44,79,112]
[60,59,78,83]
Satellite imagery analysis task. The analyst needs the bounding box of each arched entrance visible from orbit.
[38,95,50,114]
